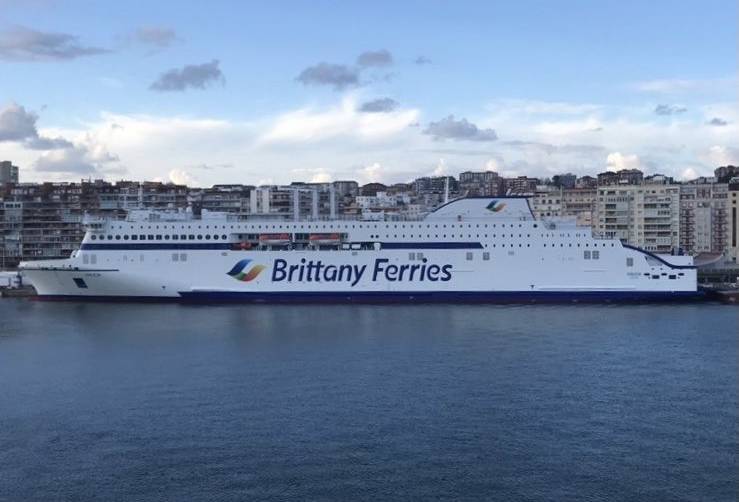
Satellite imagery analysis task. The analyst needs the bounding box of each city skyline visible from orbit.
[0,0,737,187]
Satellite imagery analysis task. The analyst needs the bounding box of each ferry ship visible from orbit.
[19,197,699,302]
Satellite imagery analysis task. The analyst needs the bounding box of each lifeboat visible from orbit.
[258,233,291,245]
[308,233,342,245]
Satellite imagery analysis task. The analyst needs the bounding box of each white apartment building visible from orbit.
[595,185,680,253]
[679,183,728,255]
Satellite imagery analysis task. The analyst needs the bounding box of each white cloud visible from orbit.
[310,171,332,183]
[630,76,736,94]
[357,162,385,184]
[606,152,642,171]
[701,145,739,167]
[432,158,447,176]
[5,94,737,187]
[168,168,198,186]
[259,97,419,145]
[680,167,699,180]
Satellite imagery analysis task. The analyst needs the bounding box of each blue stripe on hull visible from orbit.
[33,290,705,304]
[176,290,704,304]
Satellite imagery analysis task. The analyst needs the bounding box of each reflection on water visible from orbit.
[0,300,736,501]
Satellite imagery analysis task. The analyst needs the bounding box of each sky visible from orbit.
[0,0,737,187]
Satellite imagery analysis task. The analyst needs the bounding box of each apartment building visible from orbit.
[679,183,729,254]
[595,184,680,253]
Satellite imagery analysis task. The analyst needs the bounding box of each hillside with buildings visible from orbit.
[1,160,738,269]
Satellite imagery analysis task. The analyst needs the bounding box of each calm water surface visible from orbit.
[0,300,736,501]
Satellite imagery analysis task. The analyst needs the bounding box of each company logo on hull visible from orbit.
[486,200,506,212]
[227,259,266,282]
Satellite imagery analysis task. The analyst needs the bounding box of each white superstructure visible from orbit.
[19,197,699,302]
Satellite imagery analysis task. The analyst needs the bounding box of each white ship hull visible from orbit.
[19,197,700,302]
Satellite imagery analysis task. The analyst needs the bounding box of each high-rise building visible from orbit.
[413,176,458,195]
[552,173,577,189]
[727,178,739,263]
[679,183,728,255]
[0,161,19,185]
[458,171,502,196]
[504,176,538,195]
[562,188,597,227]
[597,169,644,186]
[530,186,562,218]
[595,184,680,253]
[249,185,337,220]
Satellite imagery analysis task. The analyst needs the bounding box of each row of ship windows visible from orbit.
[114,222,542,231]
[91,234,229,241]
[90,233,612,245]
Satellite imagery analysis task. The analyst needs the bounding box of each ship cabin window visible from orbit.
[172,253,179,262]
[592,251,600,260]
[188,235,195,240]
[409,252,416,260]
[212,235,218,240]
[669,275,677,280]
[584,250,591,259]
[205,234,211,240]
[148,235,154,240]
[172,235,178,240]
[483,252,490,261]
[626,257,634,267]
[156,235,162,240]
[107,235,113,240]
[123,235,129,240]
[115,235,121,240]
[139,235,145,240]
[222,234,227,240]
[90,235,97,240]
[164,235,170,240]
[180,253,187,262]
[181,235,187,240]
[466,252,473,261]
[131,235,138,240]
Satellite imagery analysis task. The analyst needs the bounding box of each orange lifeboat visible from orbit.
[308,233,342,245]
[258,233,291,245]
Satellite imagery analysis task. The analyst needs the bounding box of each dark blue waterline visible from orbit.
[34,290,706,304]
